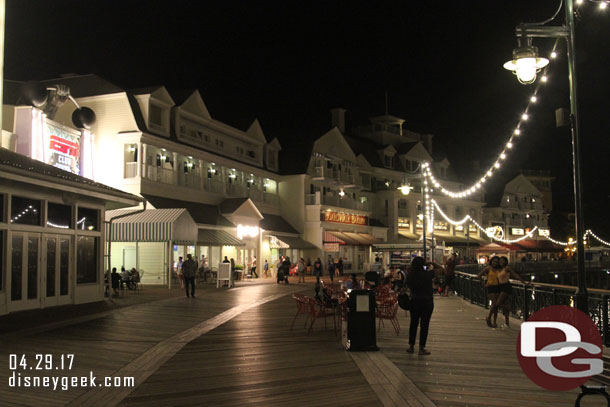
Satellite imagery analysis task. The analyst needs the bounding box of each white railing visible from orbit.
[124,162,138,178]
[144,165,173,184]
[179,173,201,189]
[226,184,248,197]
[204,179,225,194]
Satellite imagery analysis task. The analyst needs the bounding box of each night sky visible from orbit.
[5,1,610,238]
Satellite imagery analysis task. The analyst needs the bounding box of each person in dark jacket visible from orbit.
[182,254,198,298]
[111,267,121,297]
[406,257,435,355]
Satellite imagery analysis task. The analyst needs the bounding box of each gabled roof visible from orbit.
[394,142,419,155]
[267,137,282,150]
[142,194,234,227]
[260,213,299,234]
[219,198,263,220]
[219,198,249,214]
[131,86,164,95]
[246,119,268,144]
[171,89,212,119]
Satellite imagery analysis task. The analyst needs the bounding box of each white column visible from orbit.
[141,143,147,180]
[199,159,205,190]
[173,152,179,185]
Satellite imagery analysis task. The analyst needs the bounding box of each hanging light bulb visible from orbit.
[514,129,521,135]
[530,96,537,103]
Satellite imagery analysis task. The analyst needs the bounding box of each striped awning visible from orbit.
[197,229,245,246]
[271,235,317,250]
[105,208,197,242]
[324,231,379,246]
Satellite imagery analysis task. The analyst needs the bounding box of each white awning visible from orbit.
[105,209,198,242]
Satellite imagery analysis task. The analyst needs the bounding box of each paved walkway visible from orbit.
[1,284,607,407]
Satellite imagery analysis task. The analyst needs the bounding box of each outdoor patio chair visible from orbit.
[376,292,400,336]
[290,293,311,330]
[307,297,337,335]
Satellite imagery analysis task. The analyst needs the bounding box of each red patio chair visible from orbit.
[307,297,337,335]
[376,292,400,336]
[290,293,310,330]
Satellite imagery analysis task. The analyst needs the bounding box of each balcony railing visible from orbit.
[306,193,370,211]
[144,165,174,184]
[179,172,201,189]
[204,179,225,194]
[226,183,248,197]
[124,162,138,178]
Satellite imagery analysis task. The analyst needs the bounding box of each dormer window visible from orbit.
[384,155,392,167]
[150,104,163,126]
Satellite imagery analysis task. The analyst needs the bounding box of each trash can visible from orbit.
[342,289,379,351]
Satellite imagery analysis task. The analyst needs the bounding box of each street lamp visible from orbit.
[503,37,549,84]
[503,0,588,312]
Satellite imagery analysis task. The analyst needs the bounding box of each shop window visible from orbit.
[11,196,41,226]
[47,202,73,229]
[77,207,99,231]
[77,236,98,284]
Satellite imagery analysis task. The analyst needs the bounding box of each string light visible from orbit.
[585,229,610,247]
[423,39,560,200]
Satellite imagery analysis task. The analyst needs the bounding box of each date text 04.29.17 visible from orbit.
[9,354,75,371]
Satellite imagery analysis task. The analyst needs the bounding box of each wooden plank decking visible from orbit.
[1,283,608,407]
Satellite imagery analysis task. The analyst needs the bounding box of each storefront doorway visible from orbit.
[10,232,72,312]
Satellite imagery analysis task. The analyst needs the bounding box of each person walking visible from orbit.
[337,258,344,276]
[406,257,435,355]
[250,256,258,278]
[297,258,306,283]
[182,253,198,298]
[313,257,323,278]
[443,253,456,296]
[328,258,335,283]
[263,259,269,278]
[494,256,527,327]
[477,256,501,327]
[230,258,236,283]
[282,256,291,284]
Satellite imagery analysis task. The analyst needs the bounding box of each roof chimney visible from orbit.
[330,108,346,134]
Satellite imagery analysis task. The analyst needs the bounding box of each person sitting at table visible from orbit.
[120,266,131,289]
[345,273,359,290]
[130,268,140,289]
[111,267,121,296]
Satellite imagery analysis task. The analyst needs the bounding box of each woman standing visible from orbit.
[495,256,527,327]
[406,257,435,355]
[297,258,306,283]
[477,256,501,328]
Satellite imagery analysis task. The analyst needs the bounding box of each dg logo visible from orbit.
[517,305,603,391]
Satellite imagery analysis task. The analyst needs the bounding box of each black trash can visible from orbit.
[343,289,379,351]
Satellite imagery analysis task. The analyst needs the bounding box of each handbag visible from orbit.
[397,290,411,310]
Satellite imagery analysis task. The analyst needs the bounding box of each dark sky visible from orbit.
[5,0,610,237]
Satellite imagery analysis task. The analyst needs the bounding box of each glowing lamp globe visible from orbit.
[503,43,549,85]
[397,184,412,195]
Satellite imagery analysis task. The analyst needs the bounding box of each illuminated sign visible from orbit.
[324,243,340,252]
[323,211,366,226]
[434,221,449,231]
[456,225,464,232]
[237,224,259,239]
[397,217,410,229]
[469,224,477,233]
[539,228,550,237]
[486,226,505,240]
[511,227,525,236]
[46,123,80,174]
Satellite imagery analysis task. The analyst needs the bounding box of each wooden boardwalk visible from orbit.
[1,282,608,407]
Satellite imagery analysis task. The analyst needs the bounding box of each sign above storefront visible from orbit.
[397,217,410,229]
[237,224,259,239]
[324,243,340,252]
[511,227,525,236]
[323,211,367,226]
[539,228,550,237]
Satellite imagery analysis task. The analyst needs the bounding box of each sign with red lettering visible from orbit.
[323,211,367,226]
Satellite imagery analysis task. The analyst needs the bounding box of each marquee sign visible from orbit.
[323,211,367,226]
[46,123,81,174]
[324,243,340,252]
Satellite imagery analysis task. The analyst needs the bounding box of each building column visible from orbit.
[172,152,178,185]
[199,159,205,191]
[141,143,147,180]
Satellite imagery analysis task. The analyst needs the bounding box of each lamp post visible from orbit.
[503,0,587,312]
